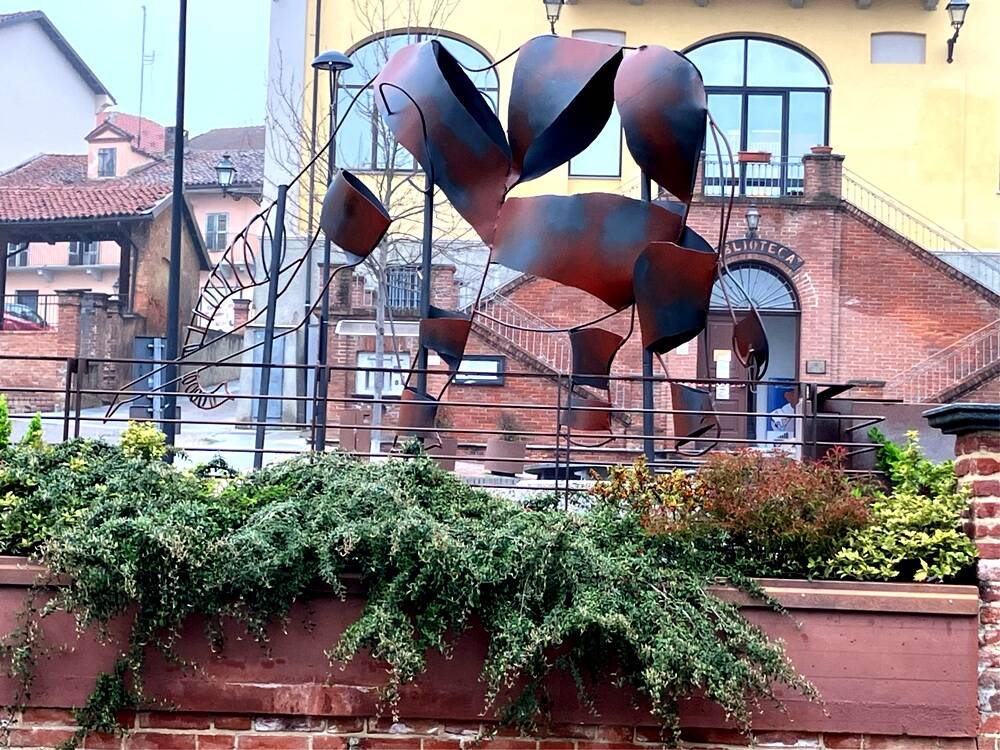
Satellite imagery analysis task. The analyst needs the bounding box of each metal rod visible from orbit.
[253,184,289,468]
[313,67,342,451]
[163,0,188,456]
[640,170,655,463]
[0,234,8,330]
[415,172,434,397]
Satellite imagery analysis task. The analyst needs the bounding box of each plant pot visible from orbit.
[484,436,526,475]
[810,145,833,155]
[428,435,458,472]
[738,150,772,164]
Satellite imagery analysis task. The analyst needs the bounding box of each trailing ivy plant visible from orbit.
[819,430,977,582]
[1,437,813,748]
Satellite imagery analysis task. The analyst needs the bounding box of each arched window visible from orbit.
[338,33,499,172]
[686,37,830,196]
[710,262,799,311]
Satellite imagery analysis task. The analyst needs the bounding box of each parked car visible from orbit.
[1,303,48,331]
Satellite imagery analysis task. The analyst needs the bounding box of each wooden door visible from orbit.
[698,314,751,443]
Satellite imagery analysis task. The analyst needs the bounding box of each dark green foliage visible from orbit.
[1,444,812,747]
[0,395,11,450]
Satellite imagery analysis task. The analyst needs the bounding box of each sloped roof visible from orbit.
[0,10,114,100]
[128,149,264,190]
[0,184,170,222]
[95,111,166,154]
[188,126,265,151]
[0,154,87,186]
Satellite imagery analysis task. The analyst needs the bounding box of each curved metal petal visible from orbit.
[397,386,438,438]
[493,194,683,310]
[733,306,769,381]
[375,40,511,243]
[508,35,623,186]
[320,169,391,263]
[561,394,613,432]
[615,45,707,204]
[420,306,472,372]
[569,327,624,390]
[634,241,717,354]
[670,382,719,455]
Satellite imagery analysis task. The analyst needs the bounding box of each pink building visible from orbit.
[1,115,263,329]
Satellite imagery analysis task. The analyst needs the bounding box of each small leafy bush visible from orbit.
[120,420,167,461]
[0,394,11,450]
[821,431,976,582]
[19,413,43,450]
[593,451,872,578]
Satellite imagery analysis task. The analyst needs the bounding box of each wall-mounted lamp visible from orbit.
[745,205,760,239]
[946,1,970,64]
[542,0,565,35]
[215,153,238,197]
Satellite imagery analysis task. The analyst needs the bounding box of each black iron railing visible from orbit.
[0,353,885,491]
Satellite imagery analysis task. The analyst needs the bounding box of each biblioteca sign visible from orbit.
[726,238,804,273]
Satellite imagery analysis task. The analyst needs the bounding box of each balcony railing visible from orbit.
[1,294,59,330]
[702,157,805,198]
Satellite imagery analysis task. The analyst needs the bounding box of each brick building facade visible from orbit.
[322,153,999,451]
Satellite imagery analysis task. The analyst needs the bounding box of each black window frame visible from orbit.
[97,147,117,177]
[453,355,506,386]
[687,37,831,197]
[339,32,500,173]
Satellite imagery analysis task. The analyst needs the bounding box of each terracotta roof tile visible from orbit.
[128,149,264,189]
[97,112,166,154]
[0,154,87,186]
[188,126,265,151]
[0,185,169,222]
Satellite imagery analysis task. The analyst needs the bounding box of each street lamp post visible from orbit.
[311,50,353,450]
[163,0,188,457]
[214,154,237,196]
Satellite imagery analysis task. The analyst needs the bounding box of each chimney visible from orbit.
[164,126,187,154]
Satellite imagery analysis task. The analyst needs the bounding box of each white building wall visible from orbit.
[0,21,107,171]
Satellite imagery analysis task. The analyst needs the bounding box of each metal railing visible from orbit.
[0,353,885,488]
[1,294,60,330]
[473,295,571,373]
[842,168,1000,275]
[884,319,1000,403]
[702,157,805,198]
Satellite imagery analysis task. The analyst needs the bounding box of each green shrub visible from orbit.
[120,420,167,461]
[0,394,11,450]
[1,448,811,748]
[19,413,43,450]
[820,431,976,582]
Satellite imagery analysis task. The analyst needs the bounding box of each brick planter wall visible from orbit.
[925,403,1000,749]
[1,710,981,749]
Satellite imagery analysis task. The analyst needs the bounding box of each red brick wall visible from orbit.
[3,709,974,749]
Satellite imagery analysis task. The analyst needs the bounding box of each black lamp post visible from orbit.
[946,1,970,64]
[214,153,237,195]
[311,49,353,450]
[745,205,761,240]
[542,0,565,34]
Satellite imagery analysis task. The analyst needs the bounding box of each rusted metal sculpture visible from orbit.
[109,30,766,465]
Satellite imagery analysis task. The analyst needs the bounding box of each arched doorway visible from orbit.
[697,261,801,442]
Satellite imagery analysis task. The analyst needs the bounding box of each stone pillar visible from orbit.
[925,403,1000,742]
[803,152,845,202]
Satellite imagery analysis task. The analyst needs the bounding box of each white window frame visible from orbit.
[354,351,411,397]
[205,213,229,252]
[6,242,29,268]
[68,241,99,266]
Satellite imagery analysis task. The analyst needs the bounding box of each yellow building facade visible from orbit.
[300,0,999,252]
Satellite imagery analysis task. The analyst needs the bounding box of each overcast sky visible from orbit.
[0,0,269,136]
